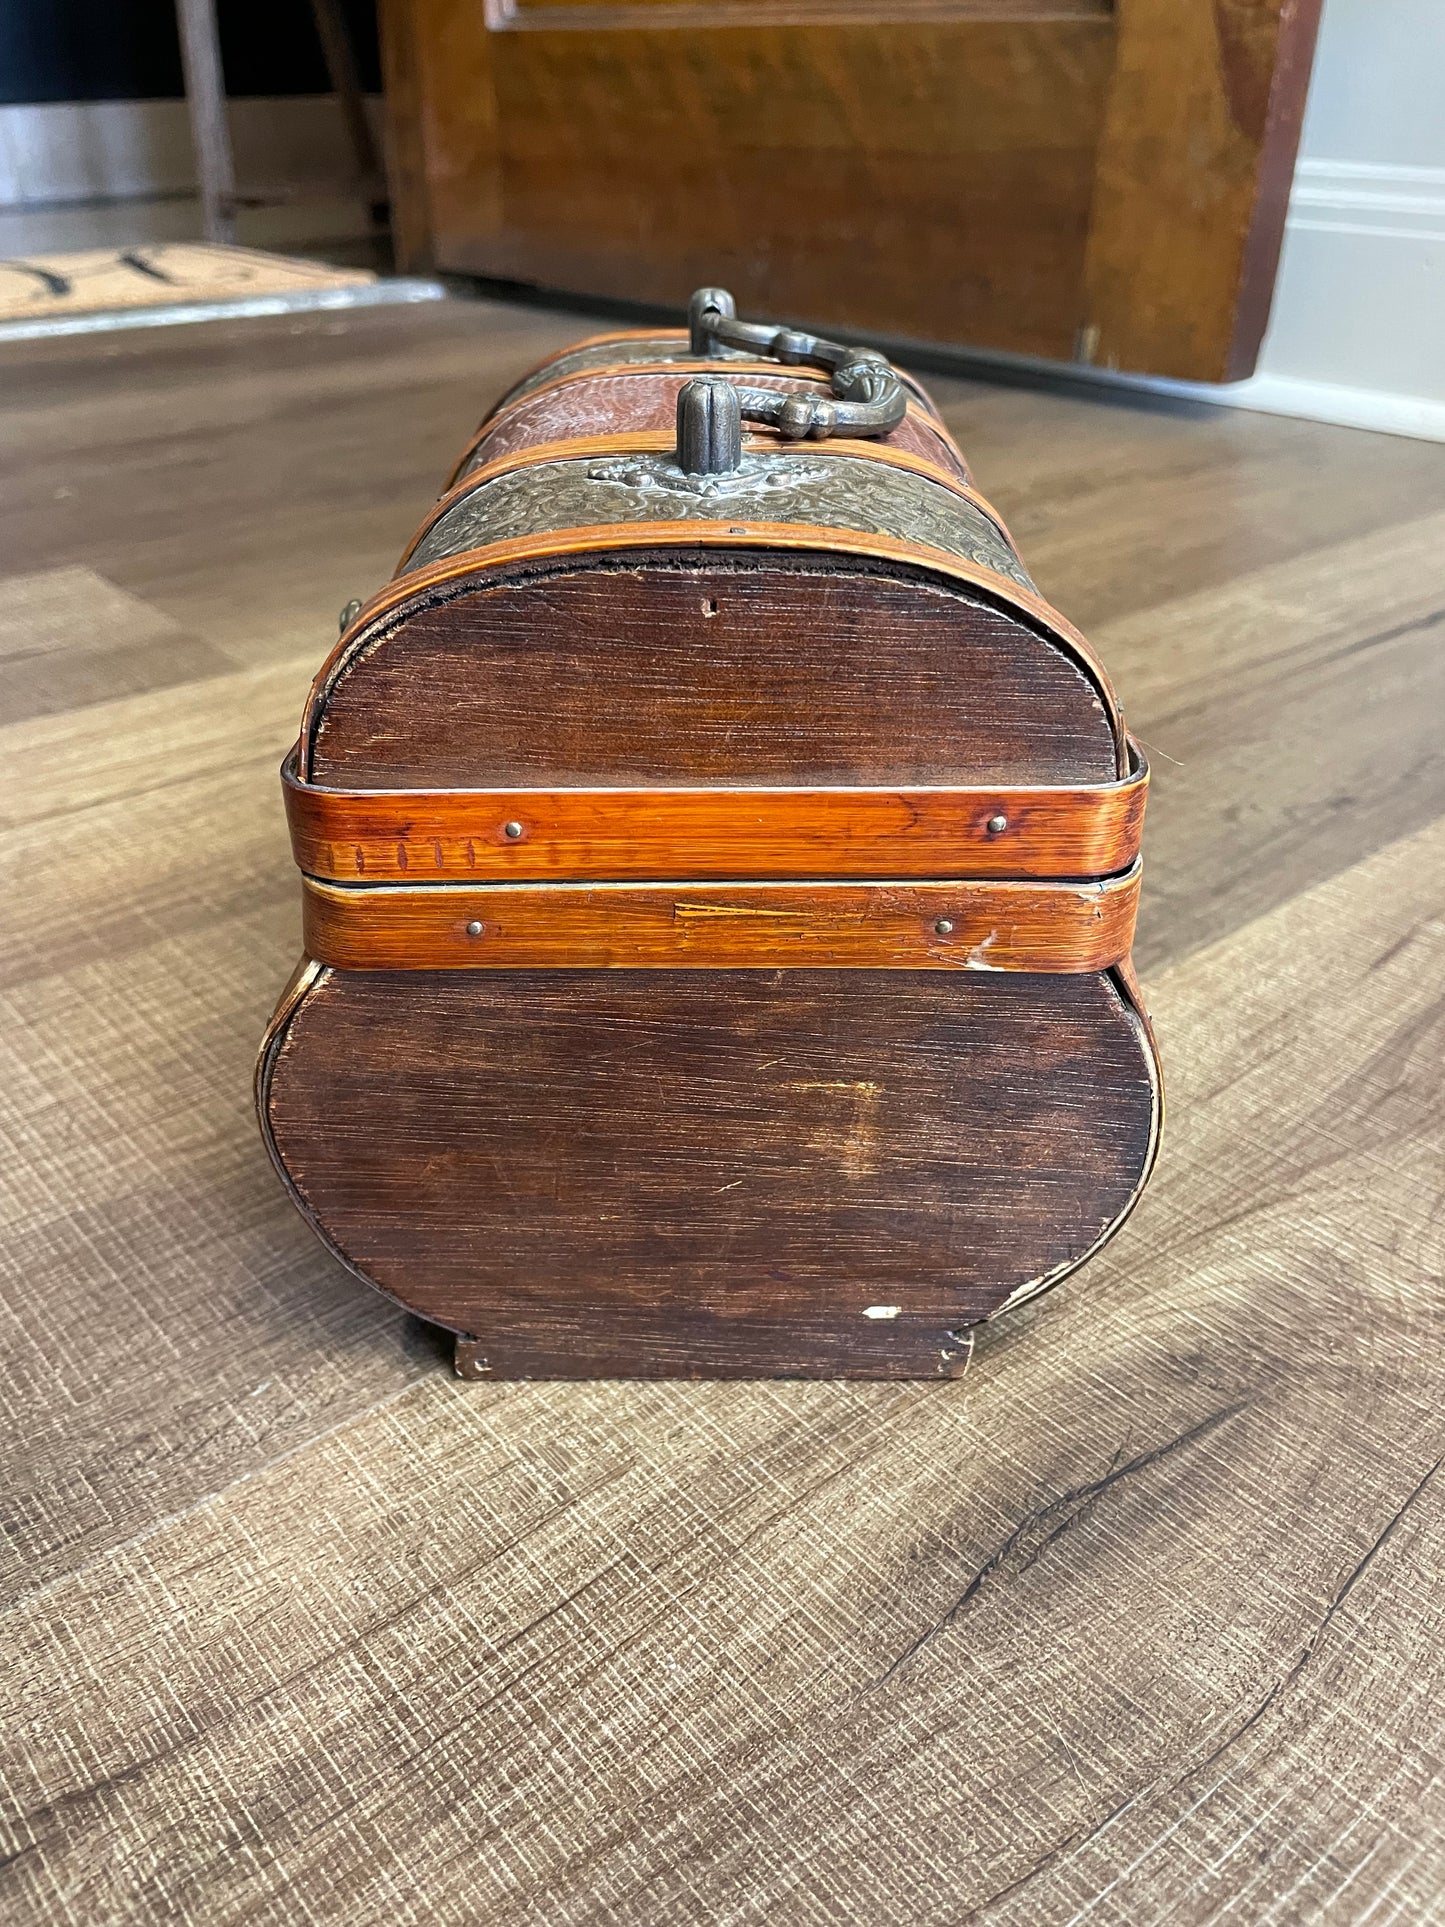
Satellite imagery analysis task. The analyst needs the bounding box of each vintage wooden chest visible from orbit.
[258,290,1161,1379]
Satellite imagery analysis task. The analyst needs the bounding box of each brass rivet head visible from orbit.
[465,920,484,938]
[503,820,524,839]
[934,919,954,936]
[986,813,1008,836]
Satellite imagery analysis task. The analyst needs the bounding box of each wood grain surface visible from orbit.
[296,869,1142,971]
[2,291,1445,1922]
[383,0,1321,378]
[262,969,1156,1374]
[282,758,1148,881]
[306,555,1121,787]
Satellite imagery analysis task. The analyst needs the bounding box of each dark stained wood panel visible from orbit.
[410,9,1117,360]
[262,969,1156,1374]
[309,559,1117,787]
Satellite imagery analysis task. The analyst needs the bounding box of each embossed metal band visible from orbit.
[300,865,1142,973]
[283,741,1147,884]
[406,433,1017,579]
[401,443,1036,591]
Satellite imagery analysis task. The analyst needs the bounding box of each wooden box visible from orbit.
[257,291,1160,1379]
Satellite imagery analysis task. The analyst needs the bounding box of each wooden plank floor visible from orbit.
[3,296,1444,1925]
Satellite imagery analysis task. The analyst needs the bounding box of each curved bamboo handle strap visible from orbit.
[300,866,1142,975]
[283,740,1147,887]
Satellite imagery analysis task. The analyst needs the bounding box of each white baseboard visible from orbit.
[1083,369,1445,445]
[0,97,383,207]
[1249,157,1445,431]
[1287,157,1445,240]
[1247,378,1445,441]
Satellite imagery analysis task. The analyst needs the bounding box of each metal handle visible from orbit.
[687,286,907,441]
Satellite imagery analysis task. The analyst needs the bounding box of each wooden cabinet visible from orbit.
[381,0,1324,381]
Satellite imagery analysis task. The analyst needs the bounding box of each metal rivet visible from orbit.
[465,920,484,938]
[934,919,954,936]
[503,820,524,839]
[986,813,1008,836]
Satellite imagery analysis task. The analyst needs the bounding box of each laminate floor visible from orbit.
[2,294,1444,1925]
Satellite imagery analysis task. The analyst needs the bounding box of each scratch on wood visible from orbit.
[788,1081,883,1096]
[965,929,1003,970]
[937,1328,976,1378]
[673,901,799,920]
[864,1401,1249,1694]
[1286,1452,1444,1689]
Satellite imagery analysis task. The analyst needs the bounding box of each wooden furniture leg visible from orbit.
[174,0,237,245]
[309,0,388,221]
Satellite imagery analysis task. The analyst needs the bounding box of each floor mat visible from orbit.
[0,242,375,322]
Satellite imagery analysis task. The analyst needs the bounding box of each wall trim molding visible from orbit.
[1107,371,1445,445]
[0,97,383,207]
[1245,156,1445,437]
[1290,157,1445,241]
[1067,163,1445,442]
[881,338,1445,446]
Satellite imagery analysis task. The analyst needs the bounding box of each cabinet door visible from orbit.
[382,0,1323,381]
